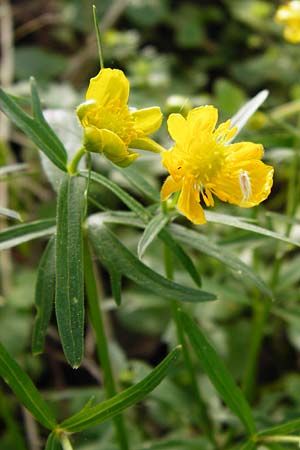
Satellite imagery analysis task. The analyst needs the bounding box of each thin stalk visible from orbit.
[60,435,74,450]
[163,240,215,443]
[261,435,300,444]
[83,240,130,450]
[67,147,85,175]
[93,5,104,70]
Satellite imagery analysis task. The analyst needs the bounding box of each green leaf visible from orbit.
[113,164,160,202]
[181,311,256,435]
[32,236,56,355]
[138,212,169,259]
[240,441,256,450]
[0,206,22,222]
[0,341,56,429]
[88,211,202,288]
[60,346,181,432]
[87,220,215,303]
[0,218,56,251]
[80,170,150,223]
[45,432,62,450]
[206,211,300,247]
[55,175,86,368]
[170,223,273,299]
[0,88,67,172]
[258,418,300,437]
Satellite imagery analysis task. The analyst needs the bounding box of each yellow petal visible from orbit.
[187,106,218,133]
[227,142,264,161]
[167,113,188,143]
[212,160,274,207]
[130,137,164,153]
[131,107,163,135]
[98,128,128,163]
[177,176,206,224]
[284,24,300,42]
[161,175,182,201]
[86,68,129,106]
[76,100,98,127]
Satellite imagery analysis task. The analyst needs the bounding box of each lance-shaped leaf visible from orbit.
[258,418,300,437]
[205,211,300,247]
[0,207,22,222]
[55,175,86,368]
[170,223,273,299]
[138,212,169,259]
[0,341,56,430]
[87,219,215,303]
[181,311,256,435]
[0,218,56,251]
[60,347,181,432]
[32,236,56,355]
[45,432,62,450]
[0,88,67,171]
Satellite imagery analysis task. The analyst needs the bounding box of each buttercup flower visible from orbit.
[161,106,274,224]
[77,68,163,167]
[275,1,300,43]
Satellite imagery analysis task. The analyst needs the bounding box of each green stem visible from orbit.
[83,240,130,450]
[261,435,300,444]
[67,147,85,175]
[60,435,74,450]
[92,5,104,70]
[163,238,215,443]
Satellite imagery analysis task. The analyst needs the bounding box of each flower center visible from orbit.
[183,135,226,185]
[86,100,138,145]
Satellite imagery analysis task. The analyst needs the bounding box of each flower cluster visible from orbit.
[77,68,274,224]
[275,1,300,43]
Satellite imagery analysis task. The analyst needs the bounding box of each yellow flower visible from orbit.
[161,106,274,225]
[77,68,163,167]
[275,1,300,43]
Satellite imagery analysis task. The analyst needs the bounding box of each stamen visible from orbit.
[239,170,252,202]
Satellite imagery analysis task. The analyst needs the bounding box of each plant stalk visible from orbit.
[83,240,130,450]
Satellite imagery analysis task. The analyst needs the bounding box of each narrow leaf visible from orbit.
[241,441,256,450]
[170,223,273,299]
[88,220,215,303]
[0,206,22,222]
[32,237,56,355]
[80,170,150,223]
[181,311,256,435]
[0,218,55,251]
[89,211,202,287]
[0,341,56,429]
[113,164,160,202]
[60,346,181,432]
[138,213,169,259]
[206,211,300,247]
[229,89,269,142]
[45,432,62,450]
[55,175,86,368]
[258,418,300,437]
[0,88,67,171]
